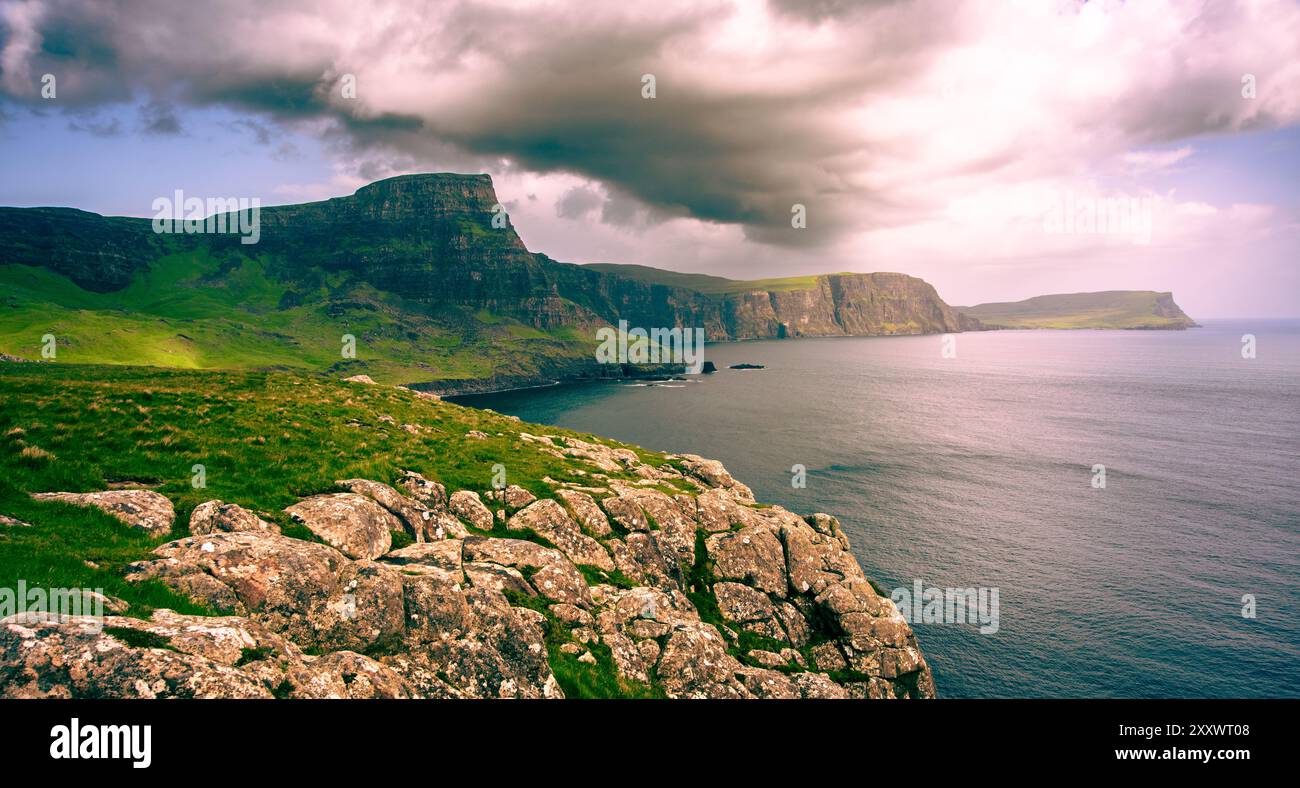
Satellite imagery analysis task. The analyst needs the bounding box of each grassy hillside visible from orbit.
[585,263,835,296]
[956,290,1197,329]
[0,363,679,696]
[0,253,595,386]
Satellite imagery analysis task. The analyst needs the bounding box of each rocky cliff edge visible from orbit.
[1,384,934,699]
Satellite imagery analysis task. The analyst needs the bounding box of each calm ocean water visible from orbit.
[456,320,1300,698]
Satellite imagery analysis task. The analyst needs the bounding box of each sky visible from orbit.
[1,0,1298,317]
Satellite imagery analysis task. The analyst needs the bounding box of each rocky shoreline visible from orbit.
[2,423,934,699]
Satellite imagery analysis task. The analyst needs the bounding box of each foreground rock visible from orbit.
[285,493,397,560]
[0,611,414,698]
[189,500,279,536]
[30,490,175,536]
[6,446,933,700]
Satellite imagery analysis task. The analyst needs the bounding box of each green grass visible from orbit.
[956,290,1197,329]
[0,251,597,387]
[0,364,674,625]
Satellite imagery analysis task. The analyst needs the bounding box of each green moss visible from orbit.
[685,529,724,629]
[236,646,274,666]
[102,626,177,652]
[577,564,638,590]
[270,679,295,699]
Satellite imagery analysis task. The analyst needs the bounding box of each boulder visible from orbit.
[125,532,405,653]
[714,581,776,624]
[555,489,611,537]
[675,454,755,502]
[399,570,559,698]
[462,536,592,608]
[603,487,695,561]
[378,540,463,581]
[706,525,787,597]
[623,531,686,592]
[690,488,757,532]
[502,484,537,510]
[600,495,647,531]
[189,500,279,536]
[448,490,494,531]
[308,651,419,698]
[1,613,275,698]
[335,479,435,542]
[555,437,640,472]
[285,493,396,560]
[507,499,612,570]
[395,470,447,509]
[654,622,752,699]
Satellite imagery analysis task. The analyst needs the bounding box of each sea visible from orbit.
[453,320,1300,698]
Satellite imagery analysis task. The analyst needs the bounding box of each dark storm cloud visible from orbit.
[1,0,1297,250]
[0,0,918,245]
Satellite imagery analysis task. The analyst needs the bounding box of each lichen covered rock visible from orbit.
[7,448,933,700]
[285,493,397,560]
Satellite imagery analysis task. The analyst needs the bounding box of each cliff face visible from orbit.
[0,208,164,292]
[719,273,977,339]
[254,174,583,329]
[1,173,976,342]
[254,175,971,341]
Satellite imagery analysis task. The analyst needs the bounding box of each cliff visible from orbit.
[583,263,979,339]
[0,364,935,699]
[248,174,976,340]
[0,173,978,391]
[956,290,1197,330]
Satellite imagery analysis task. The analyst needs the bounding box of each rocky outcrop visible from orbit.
[3,440,934,700]
[189,500,279,536]
[285,493,397,560]
[30,490,175,536]
[0,610,415,699]
[448,490,494,531]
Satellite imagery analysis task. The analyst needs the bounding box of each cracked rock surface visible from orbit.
[6,440,933,699]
